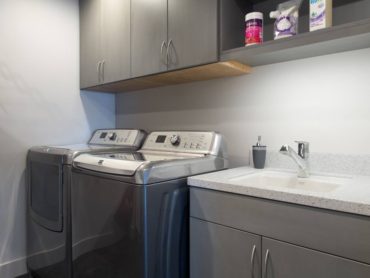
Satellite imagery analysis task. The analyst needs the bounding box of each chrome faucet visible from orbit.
[279,141,310,178]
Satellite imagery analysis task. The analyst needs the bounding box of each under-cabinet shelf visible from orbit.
[221,18,370,66]
[85,61,251,94]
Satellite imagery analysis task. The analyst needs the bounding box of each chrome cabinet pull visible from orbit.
[166,39,173,66]
[250,245,256,278]
[101,60,105,83]
[160,40,168,65]
[97,61,102,83]
[264,249,270,278]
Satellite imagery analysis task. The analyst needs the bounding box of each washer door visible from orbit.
[28,152,63,232]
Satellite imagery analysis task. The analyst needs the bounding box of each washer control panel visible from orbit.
[142,131,216,153]
[89,129,143,146]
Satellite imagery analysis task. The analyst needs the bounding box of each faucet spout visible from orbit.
[280,144,310,178]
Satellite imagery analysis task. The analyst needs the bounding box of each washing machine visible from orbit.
[71,131,228,278]
[27,129,146,278]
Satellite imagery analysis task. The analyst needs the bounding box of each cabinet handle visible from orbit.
[250,245,256,278]
[264,249,270,278]
[97,61,102,83]
[160,41,168,65]
[101,60,105,83]
[166,39,173,66]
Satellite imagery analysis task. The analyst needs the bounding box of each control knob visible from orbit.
[107,132,117,141]
[170,134,181,146]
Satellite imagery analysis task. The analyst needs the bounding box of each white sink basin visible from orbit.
[230,171,351,193]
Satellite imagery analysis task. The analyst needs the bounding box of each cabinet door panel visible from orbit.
[131,0,167,77]
[101,0,131,83]
[168,0,218,70]
[80,0,101,88]
[190,218,261,278]
[190,188,370,265]
[263,237,370,278]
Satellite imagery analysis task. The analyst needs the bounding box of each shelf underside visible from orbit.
[85,61,251,94]
[221,18,370,67]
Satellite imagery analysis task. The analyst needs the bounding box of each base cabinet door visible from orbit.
[263,237,370,278]
[190,218,261,278]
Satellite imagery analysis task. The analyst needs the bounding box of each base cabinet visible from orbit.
[190,218,261,278]
[190,218,370,278]
[263,238,370,278]
[190,188,370,278]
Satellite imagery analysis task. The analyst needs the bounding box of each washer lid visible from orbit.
[73,153,143,176]
[73,151,203,176]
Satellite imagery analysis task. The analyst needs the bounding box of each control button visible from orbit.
[183,143,188,148]
[196,144,201,149]
[107,132,117,141]
[170,134,181,146]
[100,132,107,139]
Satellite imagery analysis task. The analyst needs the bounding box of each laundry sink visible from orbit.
[230,170,351,193]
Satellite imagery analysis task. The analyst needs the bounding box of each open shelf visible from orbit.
[221,18,370,66]
[221,0,370,66]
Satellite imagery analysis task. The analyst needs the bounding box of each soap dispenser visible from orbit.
[252,136,267,169]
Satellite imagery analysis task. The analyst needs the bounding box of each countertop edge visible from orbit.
[187,167,370,217]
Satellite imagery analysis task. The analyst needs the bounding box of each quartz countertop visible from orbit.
[188,167,370,217]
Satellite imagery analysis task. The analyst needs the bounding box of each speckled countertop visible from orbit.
[188,167,370,217]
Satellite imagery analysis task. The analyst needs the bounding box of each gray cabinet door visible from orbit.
[80,0,101,88]
[190,218,261,278]
[263,237,370,278]
[131,0,167,78]
[167,0,218,70]
[101,0,131,84]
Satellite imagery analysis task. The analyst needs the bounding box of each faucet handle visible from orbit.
[294,141,309,159]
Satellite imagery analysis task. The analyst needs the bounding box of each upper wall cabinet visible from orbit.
[167,0,218,71]
[131,0,168,77]
[80,0,251,92]
[80,0,131,89]
[131,0,218,78]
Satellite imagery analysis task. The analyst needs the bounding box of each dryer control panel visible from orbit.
[89,129,145,147]
[141,131,222,155]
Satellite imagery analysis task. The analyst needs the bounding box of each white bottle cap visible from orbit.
[270,11,280,19]
[245,12,263,22]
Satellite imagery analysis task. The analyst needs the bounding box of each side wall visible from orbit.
[0,1,115,277]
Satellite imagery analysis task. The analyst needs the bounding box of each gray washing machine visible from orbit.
[71,131,228,278]
[27,129,146,278]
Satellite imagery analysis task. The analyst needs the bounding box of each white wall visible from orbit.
[117,48,370,167]
[0,0,115,276]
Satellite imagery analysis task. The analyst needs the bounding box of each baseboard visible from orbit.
[0,257,28,278]
[15,274,29,278]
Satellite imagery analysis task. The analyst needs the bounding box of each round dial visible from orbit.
[170,134,181,146]
[107,132,117,141]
